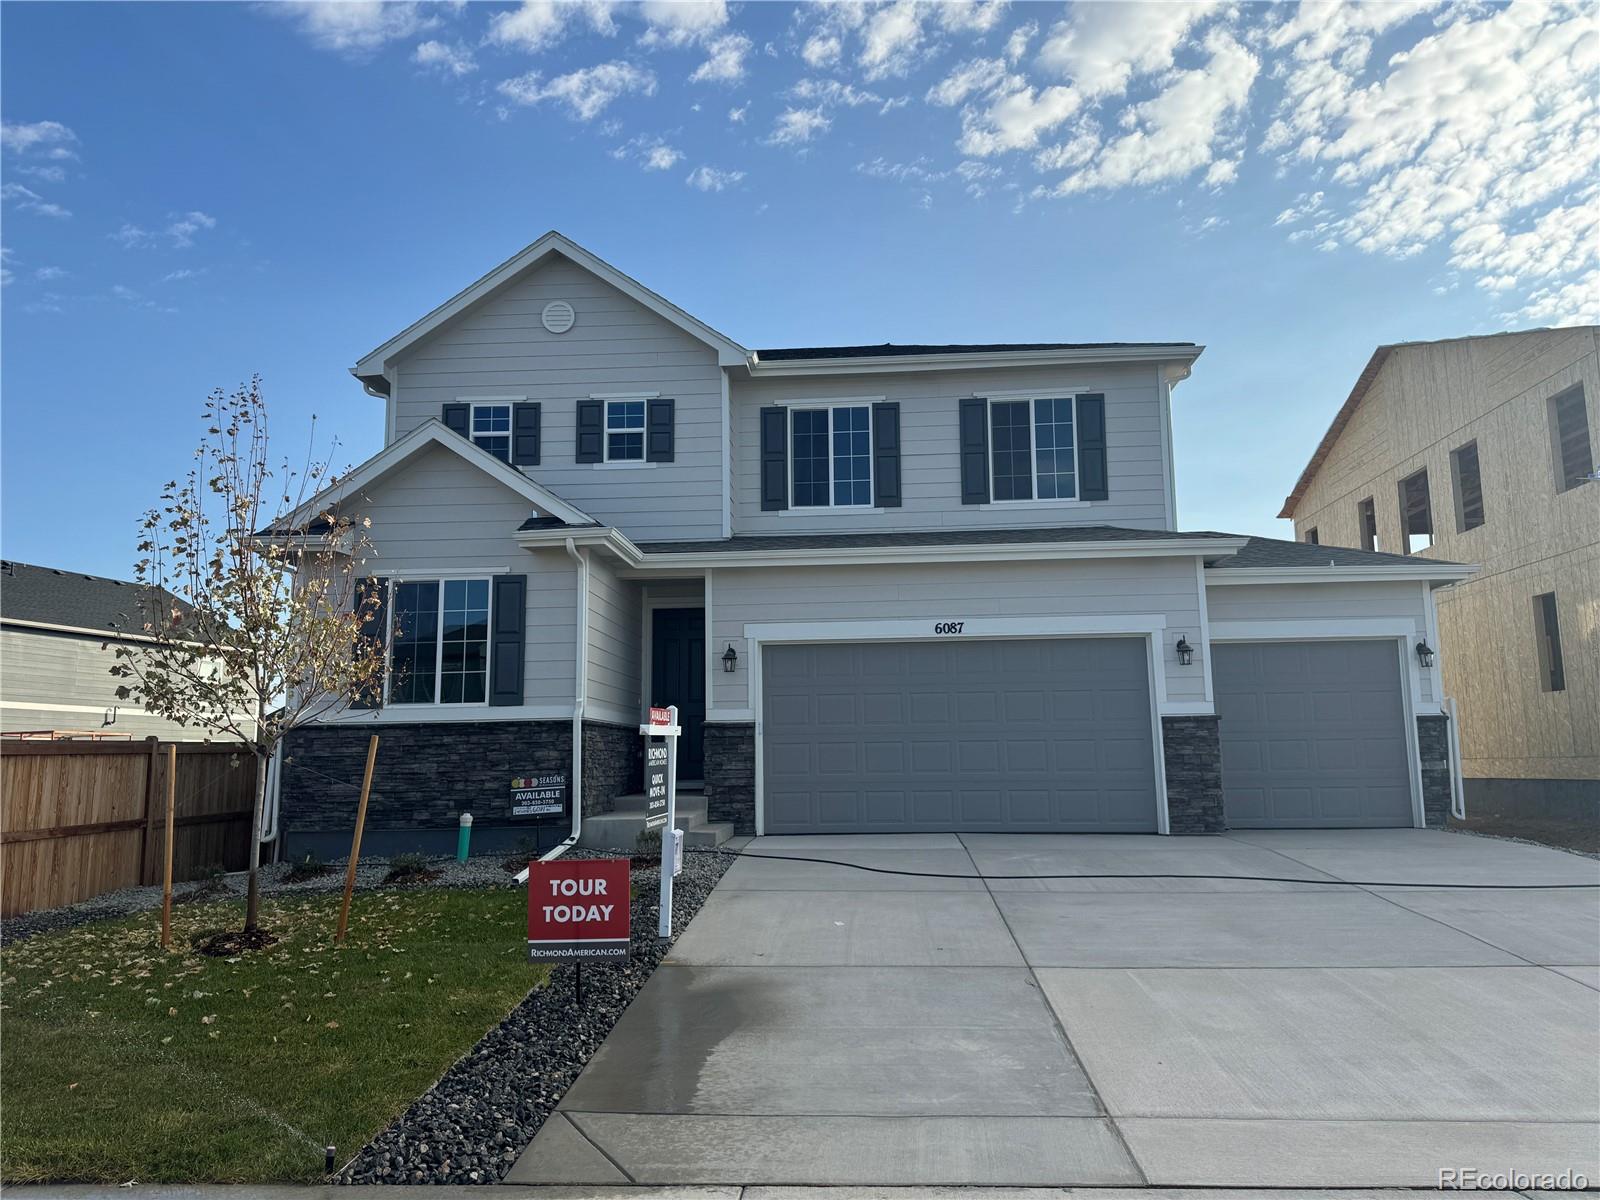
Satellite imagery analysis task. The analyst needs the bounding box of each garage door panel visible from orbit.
[1216,640,1413,829]
[763,638,1158,834]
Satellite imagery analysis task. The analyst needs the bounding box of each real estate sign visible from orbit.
[644,745,669,831]
[510,772,567,819]
[526,858,631,961]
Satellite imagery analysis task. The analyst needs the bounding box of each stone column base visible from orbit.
[704,722,756,835]
[1163,715,1224,834]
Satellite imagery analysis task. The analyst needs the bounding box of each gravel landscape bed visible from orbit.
[0,852,525,946]
[337,847,733,1186]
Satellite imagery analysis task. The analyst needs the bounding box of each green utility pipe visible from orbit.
[457,812,472,862]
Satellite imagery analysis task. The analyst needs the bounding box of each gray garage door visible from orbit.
[1214,640,1414,828]
[761,638,1158,834]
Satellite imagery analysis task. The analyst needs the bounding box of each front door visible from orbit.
[650,607,705,782]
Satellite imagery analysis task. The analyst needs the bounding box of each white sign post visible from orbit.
[641,704,681,940]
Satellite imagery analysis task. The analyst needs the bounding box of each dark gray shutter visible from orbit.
[575,400,603,463]
[442,404,470,438]
[646,397,675,463]
[959,398,989,505]
[350,576,387,709]
[490,574,526,706]
[512,403,541,466]
[760,406,788,511]
[872,402,902,508]
[1077,394,1108,501]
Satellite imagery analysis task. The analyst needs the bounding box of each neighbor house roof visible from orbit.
[0,561,185,637]
[352,230,749,391]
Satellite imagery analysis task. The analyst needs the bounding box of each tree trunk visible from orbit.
[243,750,269,932]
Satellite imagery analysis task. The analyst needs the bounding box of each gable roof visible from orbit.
[0,560,190,638]
[352,230,748,391]
[1208,534,1466,572]
[263,419,596,534]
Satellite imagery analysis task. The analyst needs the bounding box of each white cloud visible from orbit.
[859,0,928,80]
[936,1,1008,35]
[613,134,683,170]
[1054,30,1258,193]
[161,268,203,282]
[791,78,884,108]
[638,0,727,47]
[1004,21,1036,62]
[17,164,67,183]
[111,211,217,248]
[925,57,1006,107]
[33,266,67,281]
[1,119,78,156]
[958,82,1080,157]
[270,1,440,55]
[856,155,948,182]
[801,31,842,68]
[413,39,476,76]
[690,32,751,83]
[1,182,70,219]
[1268,0,1600,324]
[1037,1,1220,99]
[685,164,745,191]
[487,0,616,52]
[765,106,831,146]
[728,104,747,122]
[497,61,656,120]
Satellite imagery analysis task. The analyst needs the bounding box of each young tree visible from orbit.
[110,378,388,933]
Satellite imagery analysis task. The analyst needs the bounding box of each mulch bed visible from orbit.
[193,926,281,956]
[336,848,733,1186]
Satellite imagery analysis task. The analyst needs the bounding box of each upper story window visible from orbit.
[1358,496,1380,552]
[792,404,872,507]
[1450,440,1485,532]
[1398,468,1433,554]
[471,404,512,462]
[605,400,646,462]
[990,397,1078,502]
[1532,591,1565,693]
[389,578,490,705]
[1304,527,1319,545]
[1548,384,1593,492]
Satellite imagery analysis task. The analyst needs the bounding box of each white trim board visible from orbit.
[738,615,1178,838]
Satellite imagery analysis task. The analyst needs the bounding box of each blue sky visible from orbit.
[3,0,1594,578]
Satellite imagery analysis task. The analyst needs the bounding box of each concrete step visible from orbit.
[578,794,718,851]
[682,822,736,848]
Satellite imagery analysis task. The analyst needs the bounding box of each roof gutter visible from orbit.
[745,343,1205,378]
[1206,564,1477,586]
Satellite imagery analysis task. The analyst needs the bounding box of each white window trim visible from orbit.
[603,398,648,464]
[789,402,876,509]
[384,575,494,709]
[469,401,513,460]
[985,394,1083,505]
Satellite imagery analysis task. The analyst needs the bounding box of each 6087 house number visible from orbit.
[933,621,965,635]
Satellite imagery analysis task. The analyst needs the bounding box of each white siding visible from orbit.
[730,363,1171,534]
[0,628,211,739]
[349,443,577,713]
[708,555,1205,713]
[391,255,725,541]
[586,553,641,726]
[1204,579,1439,706]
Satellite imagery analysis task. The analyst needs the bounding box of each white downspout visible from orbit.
[538,538,589,864]
[1444,696,1467,821]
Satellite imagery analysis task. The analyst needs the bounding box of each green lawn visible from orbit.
[1,885,546,1184]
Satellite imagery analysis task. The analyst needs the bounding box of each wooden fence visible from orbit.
[1,741,257,917]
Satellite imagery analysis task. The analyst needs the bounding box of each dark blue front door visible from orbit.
[650,607,705,780]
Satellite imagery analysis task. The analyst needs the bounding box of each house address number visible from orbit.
[933,621,965,635]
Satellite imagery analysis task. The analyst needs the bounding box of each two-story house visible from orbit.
[1280,328,1598,822]
[275,232,1471,857]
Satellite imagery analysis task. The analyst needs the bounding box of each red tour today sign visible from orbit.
[526,858,631,962]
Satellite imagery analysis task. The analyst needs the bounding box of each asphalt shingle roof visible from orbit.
[0,560,184,636]
[1210,535,1466,570]
[754,342,1197,362]
[634,526,1238,555]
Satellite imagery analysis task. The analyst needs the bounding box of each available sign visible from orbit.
[526,858,631,961]
[511,773,567,819]
[644,745,669,831]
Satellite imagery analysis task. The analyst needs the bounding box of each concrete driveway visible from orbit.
[510,829,1600,1188]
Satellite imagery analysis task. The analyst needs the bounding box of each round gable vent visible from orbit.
[542,300,576,334]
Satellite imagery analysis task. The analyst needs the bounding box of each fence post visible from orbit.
[140,741,161,885]
[335,735,379,944]
[161,744,177,949]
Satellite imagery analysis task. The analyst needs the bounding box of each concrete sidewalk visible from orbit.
[507,829,1599,1188]
[4,1187,1574,1198]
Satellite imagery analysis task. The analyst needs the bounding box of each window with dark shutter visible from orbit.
[959,397,989,504]
[1450,440,1484,531]
[646,398,676,462]
[1532,591,1565,692]
[512,403,542,466]
[1398,469,1432,554]
[575,399,604,463]
[759,406,788,510]
[350,577,387,709]
[490,575,526,706]
[872,401,901,507]
[1548,384,1593,491]
[1358,497,1380,552]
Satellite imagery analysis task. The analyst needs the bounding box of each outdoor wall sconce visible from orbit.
[1175,636,1194,667]
[1416,639,1435,668]
[722,643,739,673]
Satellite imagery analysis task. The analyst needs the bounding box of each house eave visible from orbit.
[1206,564,1478,586]
[745,343,1206,378]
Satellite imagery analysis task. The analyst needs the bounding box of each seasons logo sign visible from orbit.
[526,858,631,961]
